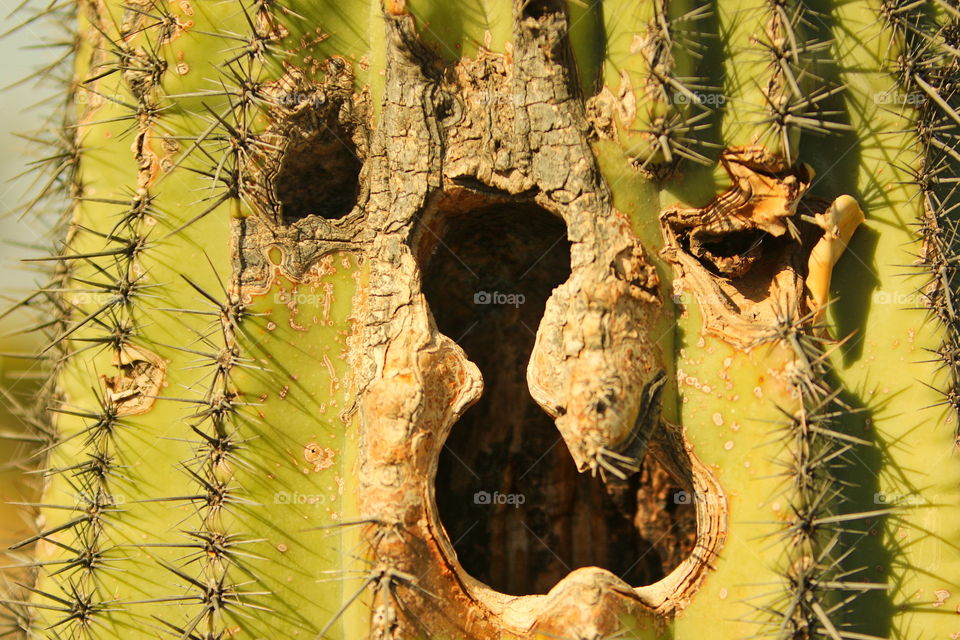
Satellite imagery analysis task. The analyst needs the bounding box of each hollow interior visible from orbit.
[521,0,555,18]
[274,118,361,223]
[698,229,768,260]
[682,225,798,303]
[422,203,694,597]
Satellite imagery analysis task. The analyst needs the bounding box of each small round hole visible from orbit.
[274,121,361,223]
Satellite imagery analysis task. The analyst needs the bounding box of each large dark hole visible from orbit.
[698,229,768,260]
[422,203,693,596]
[274,119,361,224]
[521,0,556,18]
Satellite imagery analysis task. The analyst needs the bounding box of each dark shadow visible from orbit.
[833,225,881,365]
[801,1,894,635]
[827,377,894,640]
[274,117,361,223]
[799,0,877,367]
[520,0,559,20]
[653,0,724,197]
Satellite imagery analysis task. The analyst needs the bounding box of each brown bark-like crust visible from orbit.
[233,3,727,638]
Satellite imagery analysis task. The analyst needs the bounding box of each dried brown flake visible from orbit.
[304,442,335,472]
[661,146,814,348]
[101,344,166,416]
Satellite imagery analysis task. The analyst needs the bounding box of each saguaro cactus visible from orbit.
[3,0,960,639]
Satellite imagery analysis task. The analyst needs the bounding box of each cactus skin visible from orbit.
[3,0,960,639]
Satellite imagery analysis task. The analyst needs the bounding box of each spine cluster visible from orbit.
[762,312,886,640]
[881,0,960,433]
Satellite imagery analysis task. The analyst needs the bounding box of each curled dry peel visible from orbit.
[100,343,166,416]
